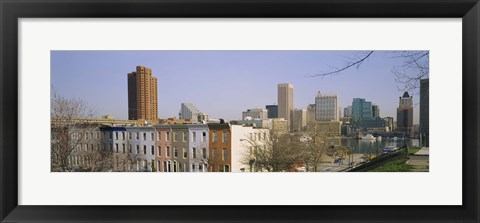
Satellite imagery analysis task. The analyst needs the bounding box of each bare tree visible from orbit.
[241,129,299,172]
[298,123,331,172]
[309,51,429,94]
[50,91,98,172]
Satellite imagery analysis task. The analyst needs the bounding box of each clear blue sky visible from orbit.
[51,51,422,124]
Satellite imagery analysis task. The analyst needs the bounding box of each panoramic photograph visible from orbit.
[50,50,429,172]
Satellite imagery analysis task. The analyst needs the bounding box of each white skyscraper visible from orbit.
[315,92,339,121]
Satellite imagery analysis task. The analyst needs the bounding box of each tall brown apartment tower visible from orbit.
[128,66,158,123]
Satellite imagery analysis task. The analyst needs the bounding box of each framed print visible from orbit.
[1,0,479,222]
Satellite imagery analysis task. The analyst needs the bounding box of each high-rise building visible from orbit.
[242,108,268,120]
[293,109,307,131]
[352,98,372,120]
[265,105,278,118]
[306,104,316,125]
[396,92,414,135]
[315,92,339,121]
[343,106,352,117]
[127,66,158,123]
[179,103,200,123]
[372,104,380,118]
[420,79,429,146]
[277,83,294,129]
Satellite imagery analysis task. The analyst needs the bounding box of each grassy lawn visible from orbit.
[367,157,412,172]
[407,147,422,155]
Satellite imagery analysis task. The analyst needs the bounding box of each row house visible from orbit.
[207,123,231,172]
[53,123,270,172]
[167,124,209,172]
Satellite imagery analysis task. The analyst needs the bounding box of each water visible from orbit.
[337,137,420,155]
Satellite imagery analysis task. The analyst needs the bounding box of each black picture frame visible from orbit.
[1,0,479,222]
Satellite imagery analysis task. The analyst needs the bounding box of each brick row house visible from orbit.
[52,123,267,172]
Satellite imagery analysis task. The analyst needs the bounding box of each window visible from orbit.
[158,146,161,156]
[129,132,132,140]
[173,161,177,172]
[157,132,161,141]
[143,145,147,154]
[183,132,187,142]
[192,132,196,142]
[115,143,119,153]
[183,148,187,158]
[174,147,178,158]
[192,164,196,172]
[224,165,230,172]
[173,132,177,142]
[222,148,227,161]
[109,143,113,152]
[129,144,132,153]
[202,148,207,159]
[212,132,217,142]
[199,164,203,172]
[166,132,170,141]
[151,145,154,155]
[136,145,139,154]
[85,132,89,140]
[122,144,125,153]
[202,132,206,142]
[166,147,170,157]
[109,132,113,140]
[192,148,197,159]
[122,132,125,140]
[167,161,172,172]
[163,161,167,172]
[136,133,139,140]
[143,133,147,141]
[222,131,227,142]
[115,132,118,140]
[151,132,154,141]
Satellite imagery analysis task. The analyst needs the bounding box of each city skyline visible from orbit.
[51,50,422,124]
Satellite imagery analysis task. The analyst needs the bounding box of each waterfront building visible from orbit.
[420,79,429,146]
[277,83,294,130]
[179,103,200,123]
[127,66,158,123]
[293,109,307,131]
[396,92,414,135]
[372,104,380,118]
[208,123,231,172]
[265,105,278,118]
[344,106,352,118]
[352,98,372,119]
[242,108,268,120]
[315,92,339,121]
[383,117,395,132]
